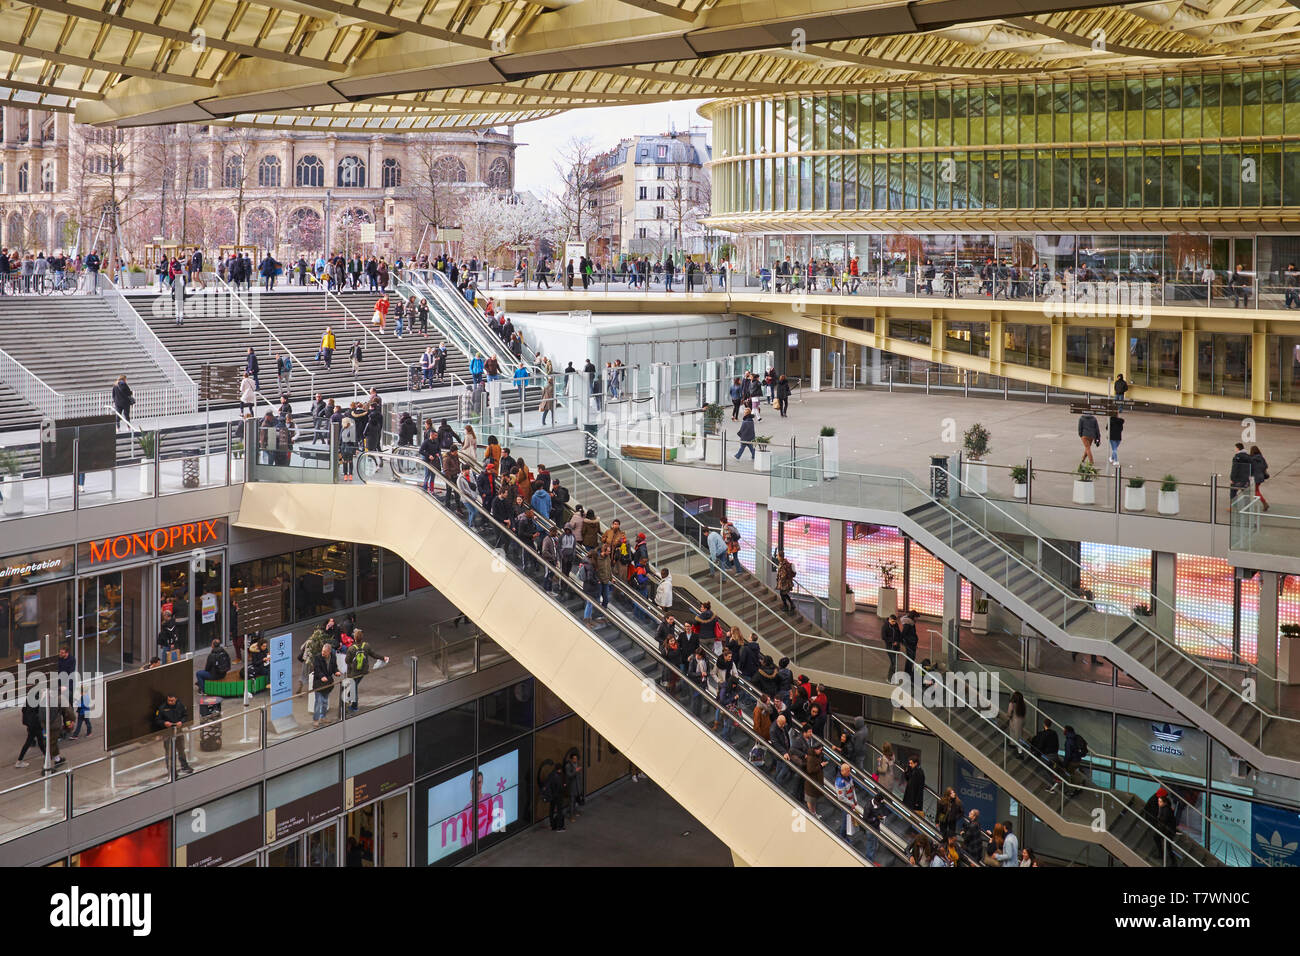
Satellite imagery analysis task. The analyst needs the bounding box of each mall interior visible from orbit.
[4,3,1300,869]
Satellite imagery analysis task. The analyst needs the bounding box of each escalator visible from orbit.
[237,453,894,867]
[470,430,1239,865]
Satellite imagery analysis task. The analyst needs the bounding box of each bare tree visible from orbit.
[664,161,710,262]
[213,127,259,246]
[552,136,601,247]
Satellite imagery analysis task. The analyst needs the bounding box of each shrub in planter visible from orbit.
[971,597,990,634]
[819,426,836,437]
[962,423,991,492]
[1010,464,1029,499]
[1132,603,1153,617]
[1124,474,1147,512]
[819,426,839,479]
[753,436,773,473]
[701,403,725,435]
[1072,461,1099,505]
[1158,474,1179,515]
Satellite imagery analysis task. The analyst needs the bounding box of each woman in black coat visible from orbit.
[1249,445,1270,511]
[111,375,134,424]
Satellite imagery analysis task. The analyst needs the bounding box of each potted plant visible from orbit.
[876,561,898,619]
[1132,603,1153,617]
[1010,464,1028,500]
[0,448,23,516]
[1158,474,1179,515]
[1282,624,1300,685]
[820,426,839,479]
[678,429,704,461]
[971,597,990,635]
[1124,475,1147,512]
[1072,461,1098,504]
[701,404,725,465]
[962,423,990,493]
[139,430,157,494]
[753,435,773,473]
[845,584,856,614]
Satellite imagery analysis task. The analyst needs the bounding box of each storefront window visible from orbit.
[415,700,476,778]
[357,545,380,605]
[294,543,352,620]
[231,553,292,632]
[479,678,535,750]
[1,579,73,672]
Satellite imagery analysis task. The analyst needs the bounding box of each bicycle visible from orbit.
[41,271,78,295]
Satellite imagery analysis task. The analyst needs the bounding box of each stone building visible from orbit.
[0,110,517,260]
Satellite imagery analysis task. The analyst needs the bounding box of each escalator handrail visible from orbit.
[349,450,903,865]
[441,450,965,863]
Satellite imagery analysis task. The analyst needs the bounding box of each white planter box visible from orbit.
[754,449,772,473]
[1012,482,1028,500]
[678,439,704,461]
[1072,480,1096,505]
[704,437,722,465]
[1158,490,1180,515]
[1124,486,1147,512]
[1280,633,1300,686]
[963,460,988,493]
[877,587,897,619]
[821,435,839,479]
[1,477,24,515]
[845,591,857,614]
[971,611,989,635]
[140,460,155,495]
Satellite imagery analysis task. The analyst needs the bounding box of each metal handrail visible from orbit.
[405,268,540,376]
[101,276,199,412]
[351,448,893,865]
[0,346,61,420]
[777,455,1290,744]
[324,287,402,372]
[948,643,1265,866]
[205,271,315,399]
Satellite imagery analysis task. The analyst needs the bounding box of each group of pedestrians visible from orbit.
[296,614,390,726]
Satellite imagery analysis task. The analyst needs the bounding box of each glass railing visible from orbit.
[0,617,506,848]
[772,454,1288,754]
[341,448,901,865]
[0,420,246,522]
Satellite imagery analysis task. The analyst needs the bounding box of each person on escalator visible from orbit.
[898,612,919,677]
[418,433,441,493]
[1029,719,1060,769]
[755,656,779,696]
[775,657,793,696]
[1047,725,1088,795]
[738,633,761,679]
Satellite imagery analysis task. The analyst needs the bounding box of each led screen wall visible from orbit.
[725,502,969,619]
[1079,544,1151,616]
[1175,553,1257,663]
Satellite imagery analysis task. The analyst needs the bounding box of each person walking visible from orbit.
[245,347,260,392]
[1249,444,1271,511]
[1077,410,1100,466]
[775,549,796,613]
[1107,412,1124,466]
[153,692,193,775]
[344,629,389,711]
[320,327,336,369]
[1229,442,1253,501]
[311,642,339,727]
[776,374,791,417]
[543,763,566,831]
[734,409,756,461]
[1113,373,1129,408]
[111,375,134,427]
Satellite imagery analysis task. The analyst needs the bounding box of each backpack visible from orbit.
[560,531,576,556]
[352,644,367,673]
[1075,735,1089,759]
[714,620,725,642]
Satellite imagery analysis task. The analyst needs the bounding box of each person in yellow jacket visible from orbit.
[320,327,336,369]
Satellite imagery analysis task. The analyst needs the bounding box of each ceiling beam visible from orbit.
[22,0,351,72]
[248,0,497,48]
[1004,16,1203,58]
[79,0,1123,125]
[0,36,215,86]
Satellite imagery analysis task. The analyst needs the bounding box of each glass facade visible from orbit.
[712,70,1300,216]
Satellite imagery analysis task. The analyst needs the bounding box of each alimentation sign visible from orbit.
[78,519,227,567]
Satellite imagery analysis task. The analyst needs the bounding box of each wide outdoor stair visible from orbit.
[902,497,1298,769]
[0,381,40,431]
[131,288,475,405]
[0,295,173,398]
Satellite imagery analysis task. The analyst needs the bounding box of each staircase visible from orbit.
[236,473,873,867]
[900,497,1300,773]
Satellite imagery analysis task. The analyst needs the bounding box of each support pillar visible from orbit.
[755,503,772,588]
[828,518,846,638]
[1257,570,1279,710]
[1153,551,1177,646]
[940,565,961,668]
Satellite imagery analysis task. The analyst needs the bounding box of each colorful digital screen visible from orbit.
[72,820,171,867]
[726,501,969,619]
[1174,553,1257,663]
[426,750,520,863]
[1080,543,1152,616]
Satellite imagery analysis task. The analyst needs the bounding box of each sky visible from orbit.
[511,99,711,196]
